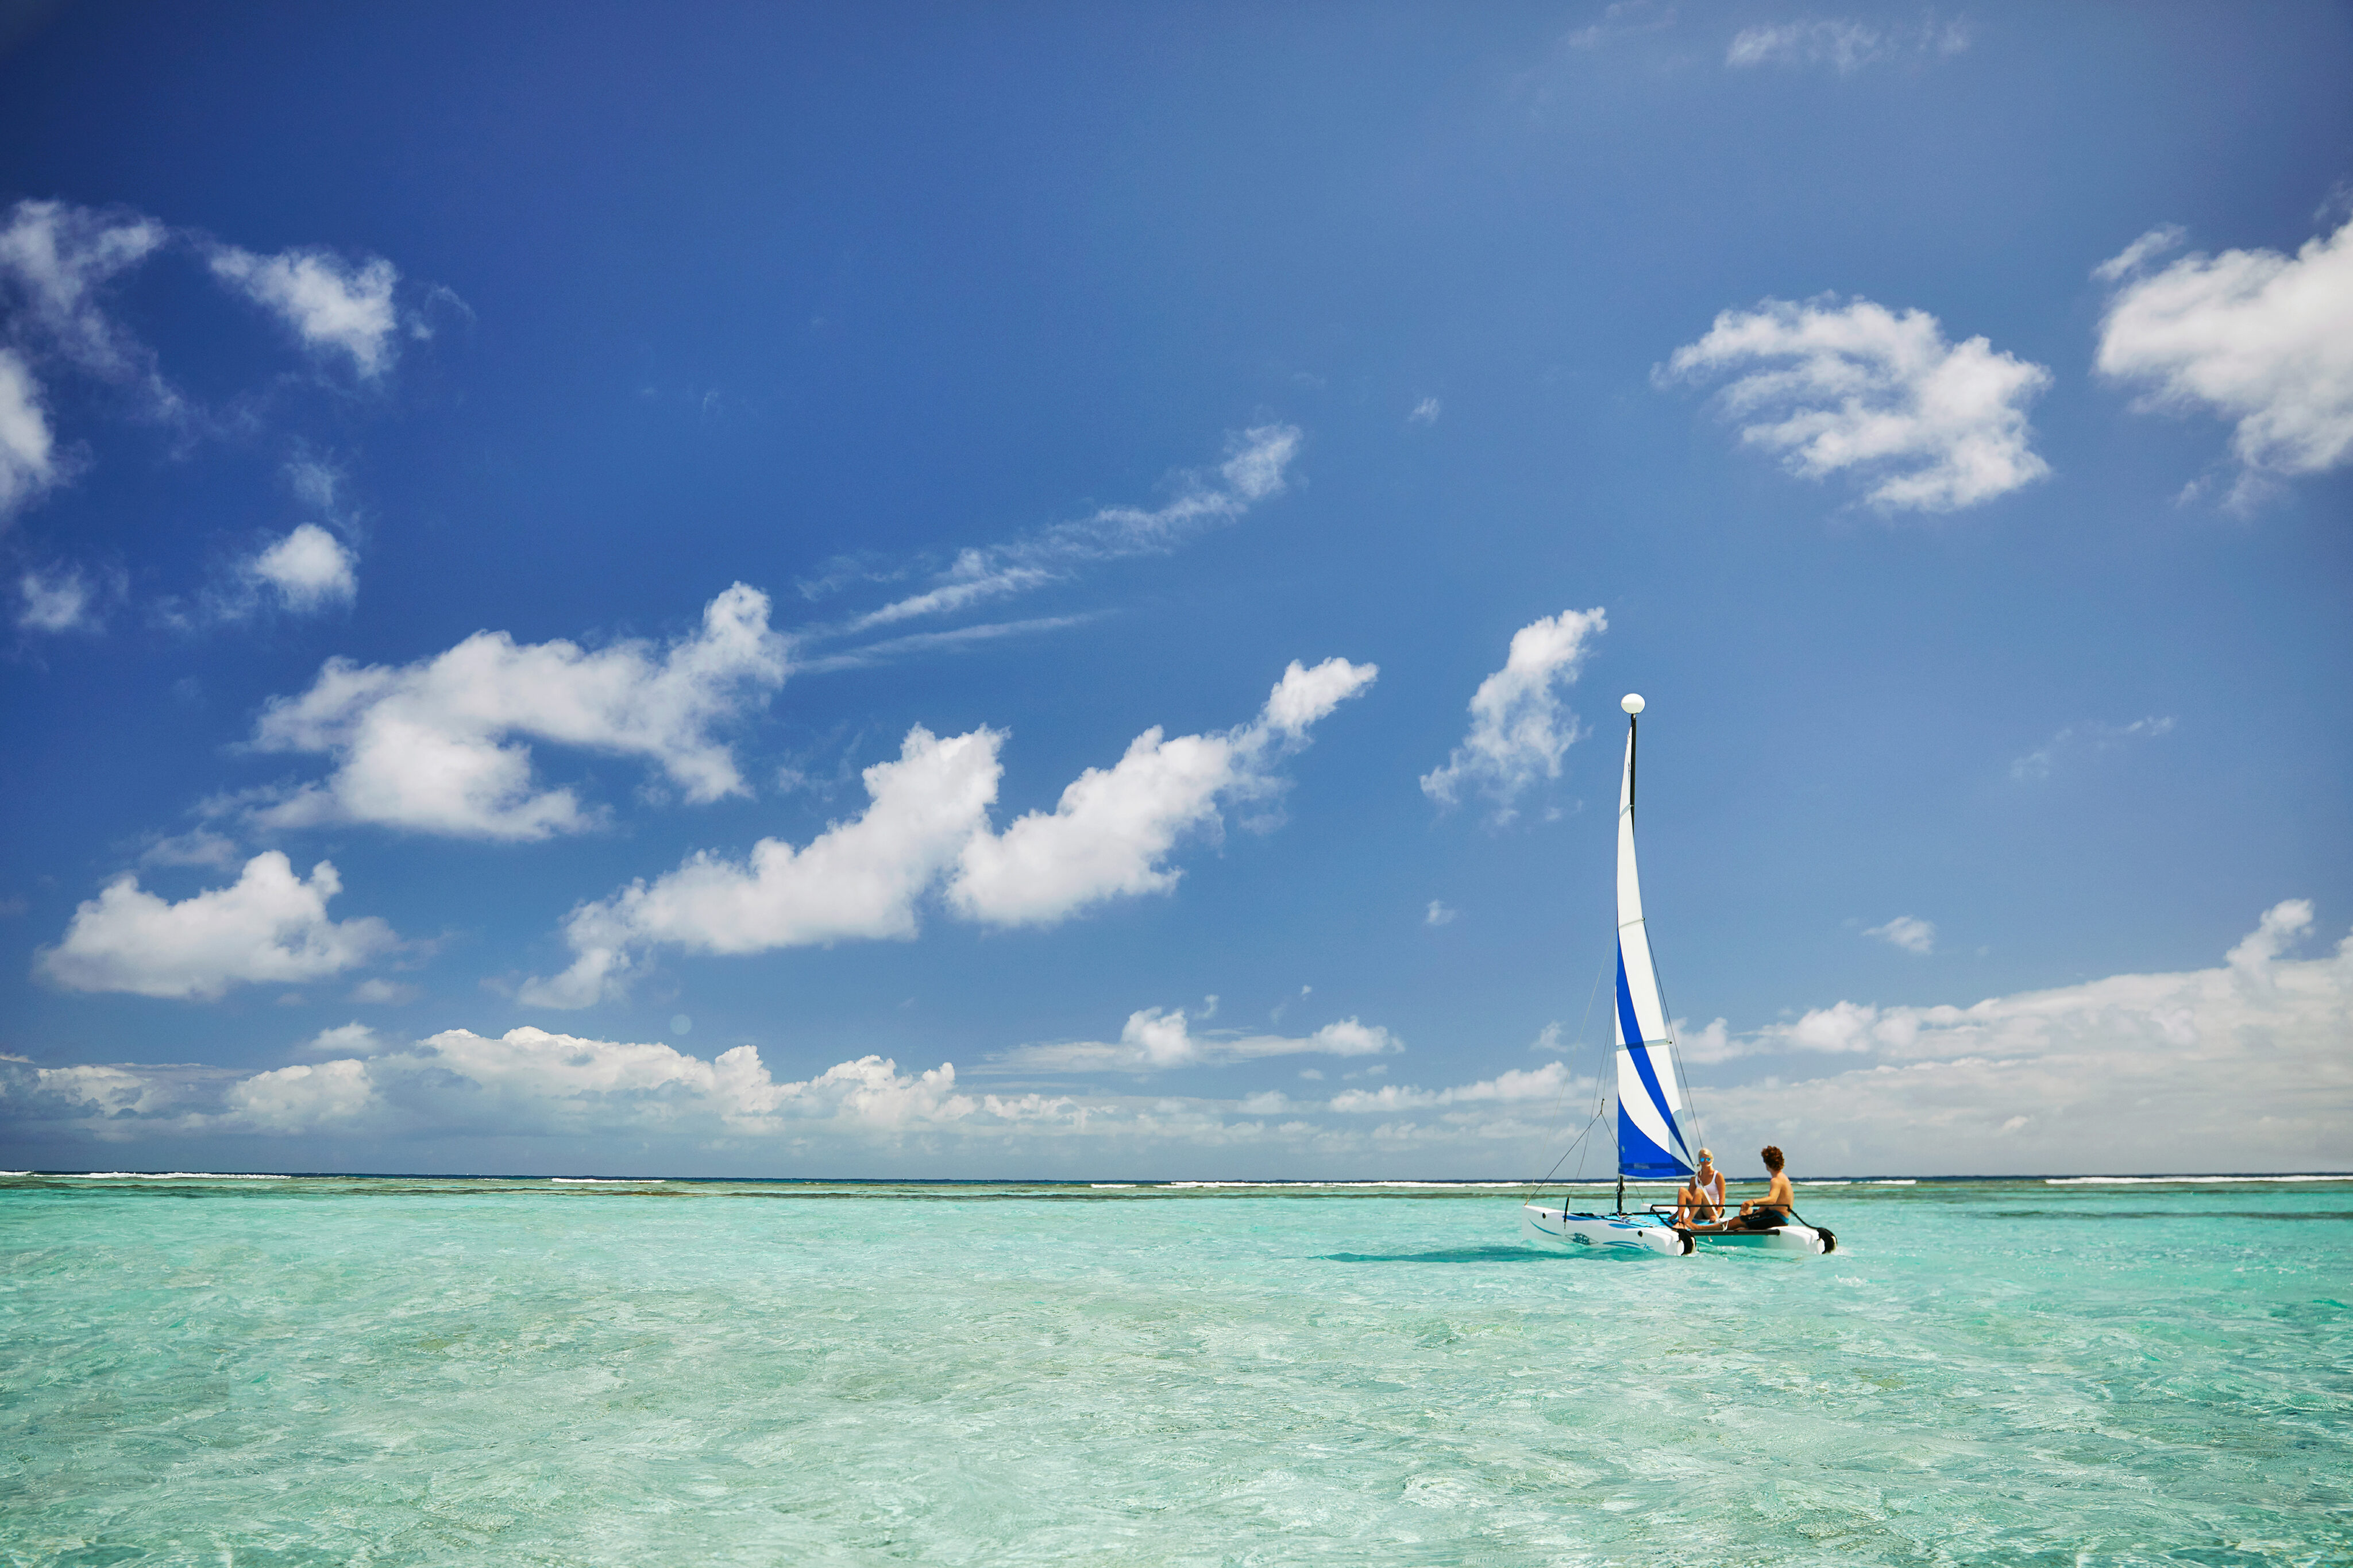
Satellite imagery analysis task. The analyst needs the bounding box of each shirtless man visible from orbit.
[1734,1145,1794,1230]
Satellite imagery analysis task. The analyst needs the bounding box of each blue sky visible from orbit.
[3,1,2348,1177]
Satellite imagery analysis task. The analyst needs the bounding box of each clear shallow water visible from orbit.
[2,1175,2347,1566]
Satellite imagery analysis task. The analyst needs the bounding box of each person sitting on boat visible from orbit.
[1672,1149,1725,1227]
[1733,1145,1795,1230]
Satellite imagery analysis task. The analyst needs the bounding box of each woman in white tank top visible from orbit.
[1676,1149,1726,1226]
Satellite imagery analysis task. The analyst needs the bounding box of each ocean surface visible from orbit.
[2,1173,2347,1566]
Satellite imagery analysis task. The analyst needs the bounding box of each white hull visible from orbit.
[1521,1203,1834,1256]
[1521,1203,1691,1256]
[1691,1222,1834,1255]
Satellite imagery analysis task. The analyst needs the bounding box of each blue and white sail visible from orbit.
[1613,705,1695,1180]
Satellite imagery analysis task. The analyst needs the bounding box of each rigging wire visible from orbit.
[1523,957,1612,1201]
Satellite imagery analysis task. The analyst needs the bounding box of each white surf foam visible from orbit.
[1155,1180,1532,1189]
[2045,1174,2348,1185]
[65,1172,292,1180]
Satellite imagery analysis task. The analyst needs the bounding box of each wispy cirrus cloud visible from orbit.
[1661,295,2051,513]
[800,425,1301,648]
[1726,15,1970,72]
[2010,716,2174,783]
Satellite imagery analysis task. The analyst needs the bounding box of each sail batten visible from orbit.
[1613,712,1695,1181]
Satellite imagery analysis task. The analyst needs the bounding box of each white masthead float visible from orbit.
[1520,694,1833,1256]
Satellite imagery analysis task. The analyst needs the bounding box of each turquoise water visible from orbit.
[2,1175,2347,1566]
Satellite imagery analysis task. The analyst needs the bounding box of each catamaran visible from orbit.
[1520,694,1834,1257]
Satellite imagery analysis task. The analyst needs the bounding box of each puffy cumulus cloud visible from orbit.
[0,349,57,521]
[0,1026,1509,1167]
[994,1007,1401,1073]
[206,244,400,379]
[1326,1060,1575,1113]
[520,725,1005,1007]
[225,1059,375,1131]
[1661,296,2051,512]
[835,425,1302,636]
[1726,16,1969,72]
[527,658,1376,1006]
[1421,608,1603,822]
[1,1028,1005,1145]
[35,852,398,1001]
[1866,916,1935,955]
[2094,217,2353,502]
[1700,900,2352,1174]
[951,658,1378,926]
[12,907,2345,1177]
[244,523,357,613]
[249,582,789,840]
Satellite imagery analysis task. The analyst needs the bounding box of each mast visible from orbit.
[1612,693,1695,1205]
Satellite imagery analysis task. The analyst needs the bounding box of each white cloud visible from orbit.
[1703,900,2352,1174]
[1661,296,2052,512]
[36,851,399,1001]
[793,615,1101,675]
[348,978,418,1006]
[947,657,1376,926]
[2094,216,2353,501]
[1425,900,1459,926]
[1726,16,1969,71]
[0,200,169,379]
[519,724,1005,1007]
[16,562,101,633]
[1408,397,1442,425]
[14,906,2345,1177]
[1563,0,1674,51]
[248,582,789,840]
[1421,608,1604,821]
[994,1007,1401,1073]
[835,426,1301,637]
[1866,916,1935,955]
[138,829,242,870]
[2010,716,2174,783]
[206,244,400,378]
[3,1028,997,1143]
[224,1059,376,1131]
[302,1022,382,1056]
[244,523,357,613]
[0,349,57,522]
[523,657,1376,1005]
[1677,1017,1739,1065]
[1327,1059,1575,1113]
